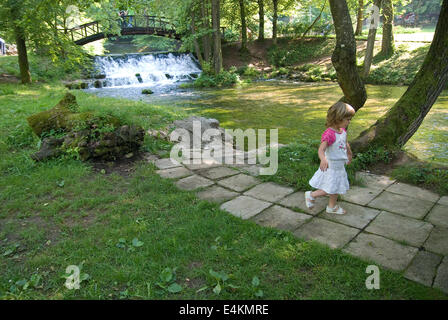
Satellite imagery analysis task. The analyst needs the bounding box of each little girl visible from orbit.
[305,102,355,215]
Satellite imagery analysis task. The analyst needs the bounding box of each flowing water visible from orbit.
[85,53,448,165]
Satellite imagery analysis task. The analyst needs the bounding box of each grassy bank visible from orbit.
[1,81,447,299]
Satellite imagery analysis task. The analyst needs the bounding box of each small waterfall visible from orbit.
[92,52,202,89]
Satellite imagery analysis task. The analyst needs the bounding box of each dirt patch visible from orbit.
[88,151,154,177]
[223,40,274,71]
[366,150,427,176]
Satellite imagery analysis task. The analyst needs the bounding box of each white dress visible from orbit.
[309,127,349,194]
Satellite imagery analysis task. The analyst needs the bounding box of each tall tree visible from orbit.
[329,0,367,110]
[272,0,278,44]
[257,0,265,40]
[239,0,248,52]
[211,0,222,73]
[355,0,364,36]
[301,0,327,40]
[363,0,382,78]
[351,0,448,152]
[381,0,394,56]
[201,0,212,62]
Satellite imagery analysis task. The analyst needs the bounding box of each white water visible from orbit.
[92,53,202,88]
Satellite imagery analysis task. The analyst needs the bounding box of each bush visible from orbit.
[392,165,448,196]
[193,70,240,88]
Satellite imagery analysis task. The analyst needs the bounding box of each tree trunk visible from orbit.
[201,0,211,62]
[381,0,394,56]
[15,25,32,84]
[191,11,204,65]
[329,0,367,110]
[351,0,448,152]
[273,0,278,44]
[301,0,327,40]
[258,0,264,41]
[239,0,248,52]
[363,0,382,78]
[211,0,222,74]
[355,0,364,36]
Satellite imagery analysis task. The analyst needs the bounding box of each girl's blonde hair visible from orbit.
[326,102,356,128]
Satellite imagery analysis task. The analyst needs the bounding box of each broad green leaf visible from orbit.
[132,238,144,247]
[167,283,182,293]
[255,289,264,297]
[252,276,260,287]
[160,268,173,283]
[213,283,221,295]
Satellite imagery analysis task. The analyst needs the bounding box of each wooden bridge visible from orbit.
[69,15,180,45]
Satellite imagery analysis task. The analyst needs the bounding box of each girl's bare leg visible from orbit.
[311,190,327,198]
[328,194,338,208]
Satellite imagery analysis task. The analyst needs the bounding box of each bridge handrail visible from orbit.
[69,15,176,32]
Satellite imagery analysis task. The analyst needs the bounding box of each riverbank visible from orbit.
[1,82,447,299]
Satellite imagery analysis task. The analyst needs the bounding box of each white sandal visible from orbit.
[326,205,346,215]
[305,191,315,209]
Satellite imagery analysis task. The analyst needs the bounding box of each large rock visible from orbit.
[29,93,145,162]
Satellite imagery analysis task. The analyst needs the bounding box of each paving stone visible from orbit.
[156,167,193,179]
[143,153,159,163]
[367,191,434,219]
[365,211,433,247]
[175,175,214,191]
[343,233,418,271]
[154,158,182,170]
[196,185,239,204]
[237,165,264,177]
[404,251,442,287]
[318,202,381,229]
[433,256,448,294]
[278,191,328,215]
[356,172,396,190]
[251,205,312,232]
[426,204,448,228]
[293,218,359,249]
[438,196,448,206]
[386,182,440,203]
[183,160,221,171]
[424,226,448,256]
[243,182,294,203]
[220,196,272,220]
[217,173,261,192]
[197,166,239,180]
[341,186,383,206]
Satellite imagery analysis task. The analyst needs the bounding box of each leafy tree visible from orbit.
[351,0,448,152]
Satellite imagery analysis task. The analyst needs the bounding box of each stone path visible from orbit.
[149,155,448,294]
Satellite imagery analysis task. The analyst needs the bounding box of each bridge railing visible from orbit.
[69,15,176,42]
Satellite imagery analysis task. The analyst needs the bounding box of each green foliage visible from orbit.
[131,35,179,52]
[193,70,240,88]
[268,38,335,67]
[350,147,394,171]
[392,165,448,195]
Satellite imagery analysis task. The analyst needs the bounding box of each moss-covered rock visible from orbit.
[142,89,153,94]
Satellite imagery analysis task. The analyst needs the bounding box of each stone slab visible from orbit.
[156,167,193,179]
[217,174,261,192]
[433,256,448,294]
[175,175,214,191]
[243,182,294,203]
[426,204,448,228]
[343,233,418,271]
[318,202,381,229]
[278,191,327,215]
[154,158,182,170]
[341,186,383,206]
[386,182,440,203]
[196,185,239,204]
[234,165,265,177]
[404,251,442,287]
[356,172,396,190]
[197,166,239,180]
[424,226,448,256]
[183,160,221,171]
[220,196,272,220]
[438,196,448,206]
[293,218,359,249]
[251,205,312,232]
[365,211,433,247]
[367,191,434,219]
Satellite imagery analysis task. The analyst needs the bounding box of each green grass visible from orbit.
[1,82,447,299]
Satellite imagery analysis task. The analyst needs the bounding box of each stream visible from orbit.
[84,52,448,166]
